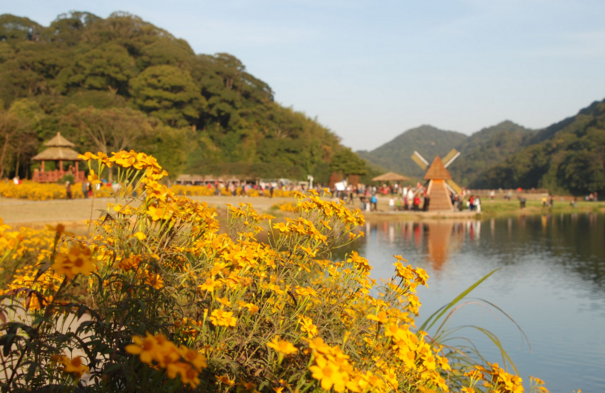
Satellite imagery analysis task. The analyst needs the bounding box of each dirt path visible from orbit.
[0,196,296,229]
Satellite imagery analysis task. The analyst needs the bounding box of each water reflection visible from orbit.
[350,213,605,393]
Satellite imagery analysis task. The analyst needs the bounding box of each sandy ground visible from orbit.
[0,194,483,233]
[0,196,298,229]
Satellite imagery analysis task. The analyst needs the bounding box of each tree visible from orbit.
[54,43,135,95]
[130,65,205,127]
[0,107,37,179]
[61,106,155,155]
[330,148,368,177]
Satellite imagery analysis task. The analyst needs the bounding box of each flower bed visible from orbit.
[0,151,547,393]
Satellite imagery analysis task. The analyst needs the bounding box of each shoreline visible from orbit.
[1,196,603,229]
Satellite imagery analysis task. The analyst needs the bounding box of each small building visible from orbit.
[424,156,453,211]
[31,133,85,183]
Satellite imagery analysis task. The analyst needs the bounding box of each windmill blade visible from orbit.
[443,149,460,168]
[446,179,462,195]
[411,151,428,170]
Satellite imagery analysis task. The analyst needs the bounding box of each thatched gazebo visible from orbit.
[371,172,409,182]
[32,133,85,183]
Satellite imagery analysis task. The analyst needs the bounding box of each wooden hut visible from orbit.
[424,156,453,211]
[32,133,85,183]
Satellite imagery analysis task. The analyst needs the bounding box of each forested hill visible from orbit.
[448,121,534,186]
[0,12,343,181]
[360,99,605,195]
[357,125,467,178]
[475,99,605,195]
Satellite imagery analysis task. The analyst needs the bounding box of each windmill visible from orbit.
[411,149,462,211]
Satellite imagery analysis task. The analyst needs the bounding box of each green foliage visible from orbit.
[330,148,368,176]
[0,11,342,181]
[448,121,534,186]
[477,99,605,195]
[131,65,204,127]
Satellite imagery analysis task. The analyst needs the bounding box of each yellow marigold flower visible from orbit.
[167,361,201,388]
[178,346,207,371]
[133,231,146,241]
[366,311,388,324]
[55,355,89,380]
[116,255,141,271]
[52,243,94,279]
[267,336,298,356]
[209,309,237,327]
[147,205,173,221]
[126,333,161,365]
[414,267,429,286]
[347,251,372,272]
[217,297,231,307]
[273,222,290,233]
[78,152,98,161]
[145,271,164,290]
[240,302,259,314]
[198,277,221,292]
[310,355,347,392]
[299,316,318,338]
[216,375,236,386]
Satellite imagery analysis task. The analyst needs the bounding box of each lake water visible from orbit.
[347,213,604,393]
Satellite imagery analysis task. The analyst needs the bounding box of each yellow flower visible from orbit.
[209,309,237,327]
[299,316,318,338]
[145,271,164,290]
[366,311,388,324]
[198,277,221,292]
[216,375,236,386]
[310,355,347,392]
[133,232,147,241]
[167,361,200,388]
[126,333,162,365]
[55,355,89,380]
[217,297,231,307]
[178,346,207,371]
[52,243,94,279]
[266,336,298,356]
[147,205,173,221]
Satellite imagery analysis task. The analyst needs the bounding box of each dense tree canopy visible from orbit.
[0,11,342,182]
[476,100,605,195]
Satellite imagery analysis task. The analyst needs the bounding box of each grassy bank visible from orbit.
[478,199,605,217]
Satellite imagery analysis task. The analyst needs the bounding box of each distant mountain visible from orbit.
[357,125,468,178]
[358,99,605,195]
[474,99,605,194]
[448,121,534,186]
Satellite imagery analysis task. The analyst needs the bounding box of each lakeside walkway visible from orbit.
[1,195,601,229]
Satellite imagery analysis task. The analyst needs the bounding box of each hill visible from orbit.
[0,12,343,182]
[448,121,534,186]
[357,125,468,178]
[475,99,605,195]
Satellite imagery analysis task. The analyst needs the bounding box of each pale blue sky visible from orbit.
[3,0,605,150]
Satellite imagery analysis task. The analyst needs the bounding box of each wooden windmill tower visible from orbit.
[411,149,462,212]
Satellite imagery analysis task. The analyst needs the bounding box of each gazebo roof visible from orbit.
[32,147,82,161]
[424,156,451,180]
[372,172,409,182]
[44,132,75,147]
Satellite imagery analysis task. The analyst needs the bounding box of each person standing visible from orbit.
[413,195,420,211]
[389,197,395,212]
[82,181,88,199]
[476,196,481,213]
[65,181,72,199]
[370,194,378,211]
